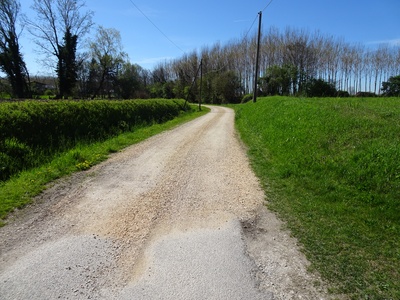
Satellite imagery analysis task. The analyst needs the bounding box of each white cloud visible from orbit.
[367,38,400,46]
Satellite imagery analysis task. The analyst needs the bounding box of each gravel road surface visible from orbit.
[0,106,335,299]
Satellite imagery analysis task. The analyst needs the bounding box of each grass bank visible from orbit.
[0,105,208,225]
[234,96,399,299]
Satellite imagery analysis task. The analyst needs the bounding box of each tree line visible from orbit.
[1,0,399,101]
[152,27,400,102]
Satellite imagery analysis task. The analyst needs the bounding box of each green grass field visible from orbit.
[0,105,208,226]
[234,96,400,299]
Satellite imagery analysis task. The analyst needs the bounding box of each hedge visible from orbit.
[0,99,186,181]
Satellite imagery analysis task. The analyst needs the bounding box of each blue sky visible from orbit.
[17,0,400,76]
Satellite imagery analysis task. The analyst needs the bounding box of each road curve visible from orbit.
[0,106,332,299]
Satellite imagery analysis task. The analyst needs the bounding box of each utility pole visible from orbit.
[183,59,202,110]
[253,11,262,103]
[199,59,203,111]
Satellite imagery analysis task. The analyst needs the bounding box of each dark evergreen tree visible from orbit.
[57,28,77,98]
[0,0,30,98]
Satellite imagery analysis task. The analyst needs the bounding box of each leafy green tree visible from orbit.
[381,75,400,97]
[175,68,192,100]
[0,0,30,98]
[149,82,163,98]
[114,62,142,99]
[200,73,216,104]
[260,64,297,96]
[148,64,173,98]
[212,71,242,104]
[162,81,175,99]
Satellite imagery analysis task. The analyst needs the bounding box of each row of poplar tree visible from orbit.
[1,0,399,101]
[151,27,400,102]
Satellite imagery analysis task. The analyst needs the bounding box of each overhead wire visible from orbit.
[241,1,276,94]
[127,0,275,57]
[243,14,259,40]
[243,0,275,40]
[262,0,275,12]
[127,0,276,83]
[127,0,185,54]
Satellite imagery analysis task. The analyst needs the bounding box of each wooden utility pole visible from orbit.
[199,59,203,111]
[253,11,262,103]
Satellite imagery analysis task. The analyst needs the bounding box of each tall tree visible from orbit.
[212,70,242,104]
[114,62,143,99]
[260,64,297,96]
[88,26,126,99]
[24,0,93,98]
[57,28,77,97]
[146,26,400,100]
[0,0,30,98]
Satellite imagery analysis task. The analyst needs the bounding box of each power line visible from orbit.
[243,1,275,39]
[128,0,185,53]
[203,64,228,77]
[262,0,275,12]
[243,14,259,39]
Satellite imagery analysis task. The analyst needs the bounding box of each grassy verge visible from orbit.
[234,97,400,299]
[0,105,209,225]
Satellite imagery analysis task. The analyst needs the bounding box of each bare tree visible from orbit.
[396,47,400,75]
[371,45,386,94]
[24,0,93,97]
[148,26,400,100]
[0,0,30,98]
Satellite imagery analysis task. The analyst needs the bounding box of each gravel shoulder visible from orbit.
[0,106,337,299]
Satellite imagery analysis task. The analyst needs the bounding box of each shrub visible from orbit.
[306,78,337,97]
[242,94,253,103]
[336,90,350,97]
[0,99,186,181]
[44,89,55,96]
[356,92,376,97]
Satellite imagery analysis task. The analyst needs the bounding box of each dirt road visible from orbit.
[0,106,333,299]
